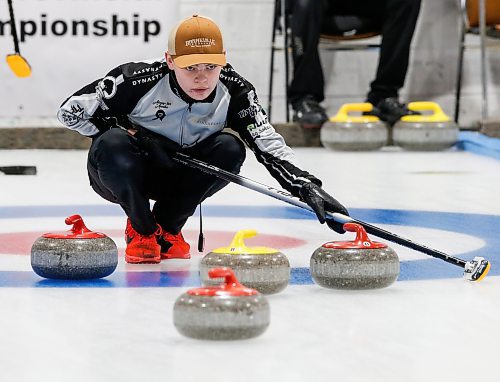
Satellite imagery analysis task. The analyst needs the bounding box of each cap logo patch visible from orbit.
[185,37,216,48]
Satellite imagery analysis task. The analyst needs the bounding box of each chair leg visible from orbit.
[478,0,488,123]
[455,22,466,124]
[268,0,280,122]
[283,0,290,122]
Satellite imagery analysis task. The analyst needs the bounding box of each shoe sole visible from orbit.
[125,252,161,264]
[126,258,161,264]
[161,252,191,260]
[126,259,161,264]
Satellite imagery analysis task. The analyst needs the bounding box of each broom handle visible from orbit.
[7,0,21,53]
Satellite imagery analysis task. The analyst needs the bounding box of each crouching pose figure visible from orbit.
[57,14,349,264]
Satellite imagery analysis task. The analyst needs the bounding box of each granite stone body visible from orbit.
[393,120,459,151]
[320,120,389,151]
[31,214,118,279]
[31,236,118,280]
[174,267,270,340]
[310,246,400,289]
[200,252,290,294]
[173,293,270,340]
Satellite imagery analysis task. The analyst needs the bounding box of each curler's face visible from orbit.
[166,53,222,101]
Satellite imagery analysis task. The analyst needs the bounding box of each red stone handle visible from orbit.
[343,222,373,246]
[64,214,91,235]
[208,267,243,289]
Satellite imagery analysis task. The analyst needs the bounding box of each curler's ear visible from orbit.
[165,52,175,70]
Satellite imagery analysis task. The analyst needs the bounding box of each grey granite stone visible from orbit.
[321,121,389,151]
[173,293,270,340]
[310,247,400,290]
[393,121,459,151]
[31,237,118,280]
[200,252,290,294]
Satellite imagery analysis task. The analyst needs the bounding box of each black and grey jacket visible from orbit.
[57,58,321,196]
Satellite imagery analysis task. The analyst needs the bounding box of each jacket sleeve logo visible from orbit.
[241,90,270,137]
[96,76,118,101]
[59,104,84,127]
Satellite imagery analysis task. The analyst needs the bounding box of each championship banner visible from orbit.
[0,0,179,126]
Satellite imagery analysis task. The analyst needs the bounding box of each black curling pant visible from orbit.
[87,128,246,235]
[289,0,421,105]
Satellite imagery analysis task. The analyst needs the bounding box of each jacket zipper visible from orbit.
[179,102,193,146]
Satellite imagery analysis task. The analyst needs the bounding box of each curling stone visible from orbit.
[393,102,459,151]
[31,214,118,280]
[310,222,399,289]
[199,229,290,294]
[321,103,389,151]
[174,267,270,340]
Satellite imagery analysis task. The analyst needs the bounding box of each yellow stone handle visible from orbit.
[401,101,451,122]
[212,229,279,254]
[329,103,380,123]
[229,229,257,249]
